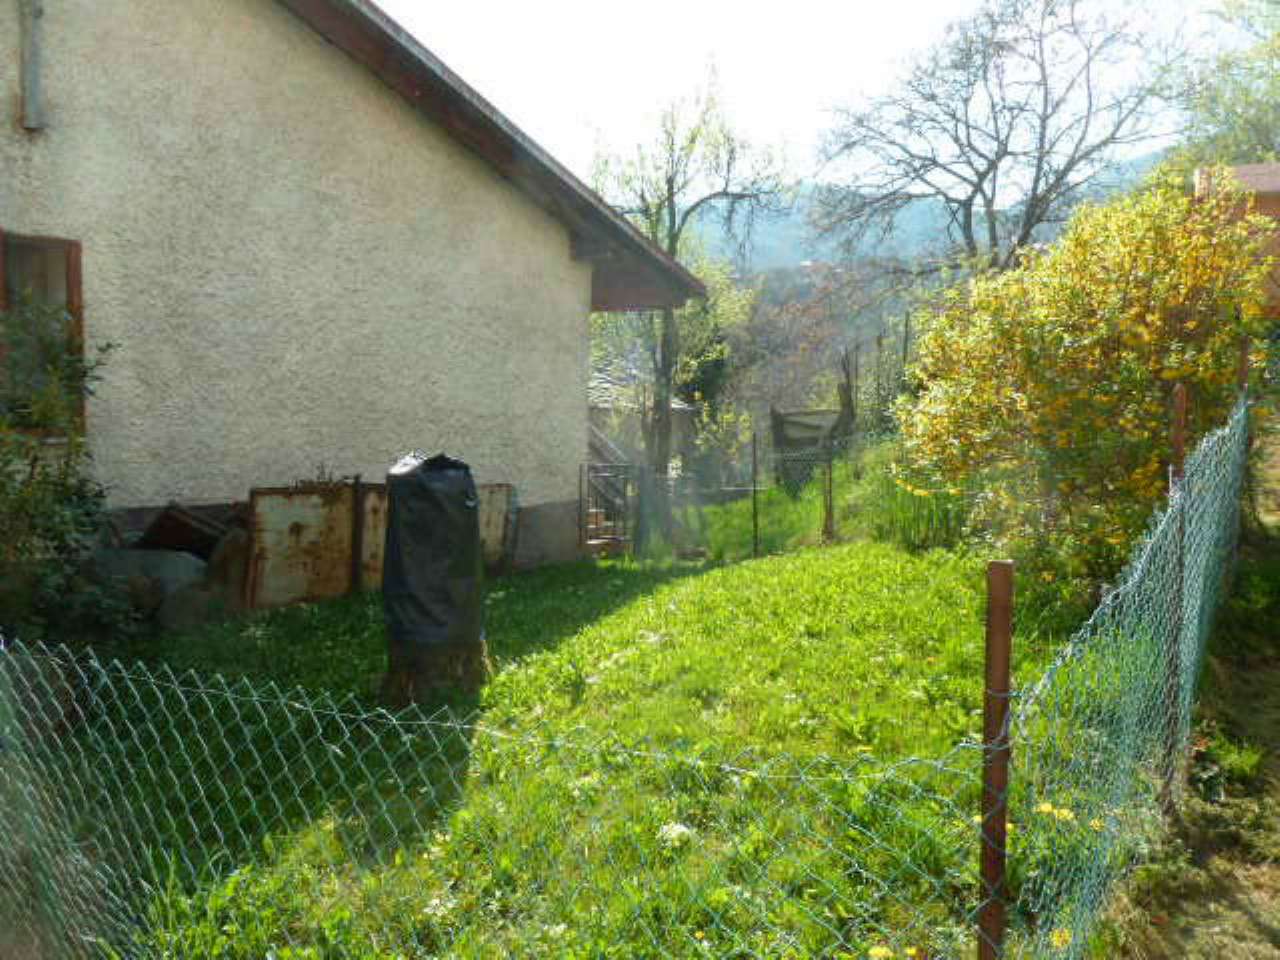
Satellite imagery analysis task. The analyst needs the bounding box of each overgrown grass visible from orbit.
[699,441,970,562]
[41,541,1067,958]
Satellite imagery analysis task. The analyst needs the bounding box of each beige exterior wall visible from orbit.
[0,0,591,541]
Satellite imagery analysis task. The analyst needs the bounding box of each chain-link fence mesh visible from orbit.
[0,399,1251,958]
[997,396,1251,958]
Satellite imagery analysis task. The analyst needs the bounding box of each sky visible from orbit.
[377,0,1218,186]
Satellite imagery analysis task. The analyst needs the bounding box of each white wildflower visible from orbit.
[658,822,695,849]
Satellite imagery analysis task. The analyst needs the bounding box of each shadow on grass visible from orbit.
[90,558,709,705]
[2,645,489,956]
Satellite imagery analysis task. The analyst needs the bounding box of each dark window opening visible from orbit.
[0,230,84,433]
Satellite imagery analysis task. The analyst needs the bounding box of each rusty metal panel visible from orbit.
[357,483,514,585]
[245,485,356,609]
[245,480,519,609]
[477,483,516,570]
[359,484,389,588]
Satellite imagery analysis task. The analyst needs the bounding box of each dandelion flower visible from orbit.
[868,947,894,959]
[1090,818,1104,832]
[658,822,695,849]
[905,948,922,959]
[1053,807,1076,823]
[1036,802,1056,815]
[1050,927,1073,949]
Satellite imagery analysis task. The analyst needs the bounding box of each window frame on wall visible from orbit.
[0,227,85,435]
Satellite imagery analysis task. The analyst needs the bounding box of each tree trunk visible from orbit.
[644,306,679,540]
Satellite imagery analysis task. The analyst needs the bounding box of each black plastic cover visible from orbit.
[382,453,483,651]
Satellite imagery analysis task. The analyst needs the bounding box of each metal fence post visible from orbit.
[1160,383,1188,817]
[979,560,1014,960]
[751,432,760,559]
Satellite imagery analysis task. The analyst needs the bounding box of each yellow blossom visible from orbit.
[868,947,894,959]
[1050,927,1073,949]
[1090,818,1104,832]
[1036,802,1056,815]
[1053,807,1076,822]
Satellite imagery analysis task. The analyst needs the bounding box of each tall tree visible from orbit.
[816,0,1169,271]
[595,85,786,485]
[1175,0,1280,166]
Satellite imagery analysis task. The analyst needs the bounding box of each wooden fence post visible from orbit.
[979,560,1014,960]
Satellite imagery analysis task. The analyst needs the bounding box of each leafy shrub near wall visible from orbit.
[0,296,133,642]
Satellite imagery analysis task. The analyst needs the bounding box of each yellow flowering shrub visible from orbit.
[901,168,1275,581]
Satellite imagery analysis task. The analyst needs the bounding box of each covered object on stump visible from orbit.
[380,453,488,706]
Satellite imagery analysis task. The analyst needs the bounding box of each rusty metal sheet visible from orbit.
[359,485,389,588]
[245,480,519,609]
[355,483,515,588]
[245,485,356,610]
[477,483,516,571]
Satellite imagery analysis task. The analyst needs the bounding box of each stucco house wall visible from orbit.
[0,0,595,564]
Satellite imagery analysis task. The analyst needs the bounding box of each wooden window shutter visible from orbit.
[65,240,84,430]
[65,239,83,342]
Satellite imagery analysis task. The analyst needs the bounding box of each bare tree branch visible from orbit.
[815,0,1169,270]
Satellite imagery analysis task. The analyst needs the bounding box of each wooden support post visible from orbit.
[979,560,1014,960]
[20,1,46,131]
[751,431,760,559]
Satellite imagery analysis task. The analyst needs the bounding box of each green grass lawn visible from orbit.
[36,540,1056,959]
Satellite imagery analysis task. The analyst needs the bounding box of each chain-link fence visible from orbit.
[657,432,968,562]
[996,396,1251,958]
[0,398,1251,958]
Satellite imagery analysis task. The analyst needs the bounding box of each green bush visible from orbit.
[0,296,133,642]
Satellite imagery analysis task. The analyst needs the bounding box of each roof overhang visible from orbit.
[274,0,705,311]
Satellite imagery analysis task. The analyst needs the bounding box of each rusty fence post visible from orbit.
[979,559,1014,960]
[751,432,760,559]
[1160,383,1189,816]
[1237,334,1252,394]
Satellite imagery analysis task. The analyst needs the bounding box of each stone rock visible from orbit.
[90,549,207,599]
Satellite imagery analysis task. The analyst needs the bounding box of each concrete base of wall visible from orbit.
[514,499,583,569]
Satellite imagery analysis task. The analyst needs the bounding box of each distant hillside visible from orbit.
[699,151,1165,271]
